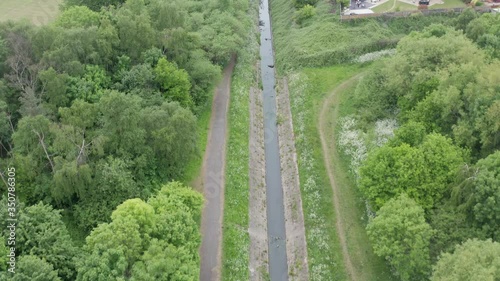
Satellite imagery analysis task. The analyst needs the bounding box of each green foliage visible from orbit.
[64,0,126,11]
[77,182,202,280]
[453,8,478,31]
[367,194,432,281]
[294,0,319,8]
[38,68,70,113]
[388,121,427,147]
[55,6,100,29]
[431,239,500,281]
[68,65,111,103]
[471,151,500,240]
[153,57,192,108]
[353,24,500,157]
[294,5,316,26]
[12,202,78,281]
[74,157,139,231]
[359,133,464,210]
[11,255,62,281]
[115,1,158,62]
[429,203,483,260]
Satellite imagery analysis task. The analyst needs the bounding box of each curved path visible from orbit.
[318,74,363,281]
[199,56,236,281]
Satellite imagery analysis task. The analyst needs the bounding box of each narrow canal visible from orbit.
[259,0,289,280]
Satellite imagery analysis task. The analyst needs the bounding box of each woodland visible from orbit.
[0,0,249,280]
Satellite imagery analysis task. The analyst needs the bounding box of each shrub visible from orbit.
[294,5,316,25]
[294,0,319,8]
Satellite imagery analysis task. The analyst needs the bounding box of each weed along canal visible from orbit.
[259,0,289,280]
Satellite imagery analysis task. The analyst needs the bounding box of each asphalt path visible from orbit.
[199,56,236,281]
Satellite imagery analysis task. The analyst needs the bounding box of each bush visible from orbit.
[294,0,319,8]
[294,5,316,25]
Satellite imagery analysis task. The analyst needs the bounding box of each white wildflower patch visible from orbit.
[337,116,367,177]
[289,73,334,279]
[374,118,398,147]
[354,49,396,64]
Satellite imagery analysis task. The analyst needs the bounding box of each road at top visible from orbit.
[259,0,289,280]
[199,56,236,281]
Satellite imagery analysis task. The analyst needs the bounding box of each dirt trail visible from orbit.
[318,74,363,281]
[199,56,236,281]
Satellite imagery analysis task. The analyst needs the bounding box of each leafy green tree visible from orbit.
[74,157,139,231]
[431,239,500,281]
[367,194,433,281]
[115,0,157,62]
[12,116,55,201]
[429,203,483,260]
[183,50,221,107]
[67,65,111,103]
[55,6,100,29]
[154,57,192,108]
[64,0,126,11]
[454,8,478,31]
[200,10,246,65]
[472,151,500,240]
[388,121,427,147]
[360,133,465,210]
[147,0,187,31]
[77,182,202,280]
[117,63,155,93]
[140,101,197,179]
[8,255,62,281]
[15,203,78,280]
[97,90,145,158]
[95,17,120,69]
[0,239,8,272]
[38,68,70,114]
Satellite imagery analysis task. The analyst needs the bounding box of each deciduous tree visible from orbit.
[367,194,432,281]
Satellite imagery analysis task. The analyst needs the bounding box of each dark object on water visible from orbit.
[268,64,274,68]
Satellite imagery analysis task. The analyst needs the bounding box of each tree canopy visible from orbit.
[431,239,500,281]
[367,194,433,281]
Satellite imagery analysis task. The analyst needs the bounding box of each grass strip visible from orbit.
[221,3,259,279]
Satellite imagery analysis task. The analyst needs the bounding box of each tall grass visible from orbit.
[287,66,360,280]
[221,1,259,279]
[270,0,457,70]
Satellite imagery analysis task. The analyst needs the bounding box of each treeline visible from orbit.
[0,0,251,280]
[347,11,500,281]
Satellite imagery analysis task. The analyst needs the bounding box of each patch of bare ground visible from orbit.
[249,80,270,280]
[276,78,309,280]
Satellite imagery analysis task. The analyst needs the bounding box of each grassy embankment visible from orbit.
[271,0,458,70]
[286,64,397,280]
[269,0,459,279]
[0,0,62,25]
[221,2,259,280]
[319,64,397,281]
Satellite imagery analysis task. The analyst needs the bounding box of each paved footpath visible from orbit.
[199,56,236,281]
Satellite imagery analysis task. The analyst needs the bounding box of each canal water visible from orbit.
[259,0,289,280]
